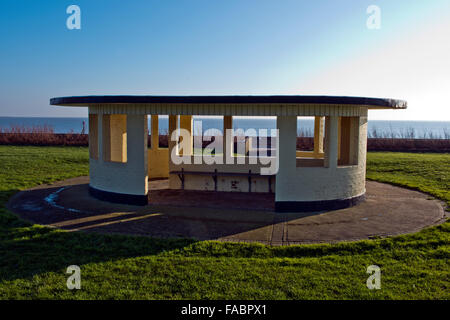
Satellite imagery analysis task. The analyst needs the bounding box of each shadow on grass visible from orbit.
[0,188,197,282]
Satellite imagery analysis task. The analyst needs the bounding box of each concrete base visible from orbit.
[89,186,148,206]
[275,194,366,213]
[7,177,447,245]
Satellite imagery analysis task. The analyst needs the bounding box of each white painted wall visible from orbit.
[89,112,149,196]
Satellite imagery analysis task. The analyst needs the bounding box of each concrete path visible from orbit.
[7,177,447,245]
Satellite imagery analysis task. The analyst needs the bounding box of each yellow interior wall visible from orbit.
[148,115,169,179]
[338,116,360,166]
[148,148,169,179]
[179,115,193,156]
[102,114,127,163]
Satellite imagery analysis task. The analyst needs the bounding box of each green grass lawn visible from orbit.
[0,146,448,299]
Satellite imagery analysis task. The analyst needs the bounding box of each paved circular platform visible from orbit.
[7,177,447,245]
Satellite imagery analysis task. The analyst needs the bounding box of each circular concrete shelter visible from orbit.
[50,95,406,212]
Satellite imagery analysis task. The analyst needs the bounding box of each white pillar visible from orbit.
[126,114,148,195]
[97,113,103,162]
[324,116,339,168]
[89,111,102,186]
[275,116,297,202]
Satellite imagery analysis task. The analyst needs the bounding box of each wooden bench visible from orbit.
[170,168,275,193]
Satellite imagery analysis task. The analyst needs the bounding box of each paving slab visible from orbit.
[6,177,447,245]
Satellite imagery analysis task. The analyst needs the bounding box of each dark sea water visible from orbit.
[0,116,449,139]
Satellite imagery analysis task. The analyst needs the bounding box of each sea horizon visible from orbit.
[0,116,449,139]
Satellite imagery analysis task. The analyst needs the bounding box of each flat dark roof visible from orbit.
[50,95,407,109]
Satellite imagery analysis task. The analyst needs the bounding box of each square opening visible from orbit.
[149,115,169,149]
[296,116,325,167]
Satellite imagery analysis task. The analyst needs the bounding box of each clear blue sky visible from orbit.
[1,0,449,120]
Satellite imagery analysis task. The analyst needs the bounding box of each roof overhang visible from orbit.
[50,95,407,109]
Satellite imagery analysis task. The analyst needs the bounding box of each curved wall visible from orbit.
[275,115,368,212]
[88,112,148,205]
